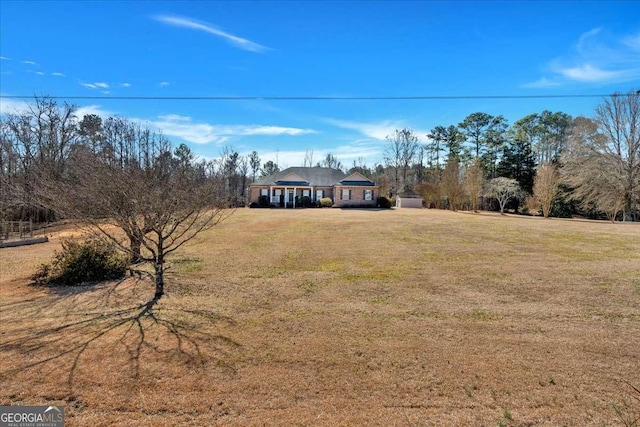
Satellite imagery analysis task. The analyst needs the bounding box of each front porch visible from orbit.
[264,186,324,208]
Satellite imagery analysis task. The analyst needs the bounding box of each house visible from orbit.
[249,167,379,208]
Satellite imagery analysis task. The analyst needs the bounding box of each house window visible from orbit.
[260,189,268,196]
[316,190,324,200]
[274,189,282,196]
[364,189,373,201]
[302,189,310,197]
[342,188,350,200]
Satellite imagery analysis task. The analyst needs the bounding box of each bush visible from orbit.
[320,197,333,208]
[258,195,270,207]
[300,195,311,208]
[32,237,128,286]
[249,202,259,208]
[376,196,392,209]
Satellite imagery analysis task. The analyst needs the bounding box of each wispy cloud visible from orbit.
[324,118,408,141]
[21,60,37,65]
[0,97,31,115]
[524,28,640,87]
[154,14,270,53]
[258,140,384,169]
[624,33,640,50]
[120,82,131,88]
[76,104,112,118]
[51,72,65,77]
[148,114,316,144]
[159,81,170,87]
[0,56,11,60]
[34,71,45,76]
[558,64,633,83]
[522,77,563,89]
[80,81,109,90]
[0,97,111,119]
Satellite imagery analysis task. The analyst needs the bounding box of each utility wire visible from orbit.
[0,94,623,101]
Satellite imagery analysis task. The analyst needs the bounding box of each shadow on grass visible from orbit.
[0,277,239,395]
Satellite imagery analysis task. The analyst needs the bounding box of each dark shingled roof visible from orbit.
[338,180,376,186]
[252,167,348,186]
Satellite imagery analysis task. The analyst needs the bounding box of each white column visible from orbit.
[294,187,297,208]
[269,186,273,203]
[284,187,287,208]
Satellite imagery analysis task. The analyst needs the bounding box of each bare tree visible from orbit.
[415,181,443,209]
[464,158,485,212]
[562,90,640,221]
[40,120,232,302]
[485,177,521,214]
[561,116,629,221]
[595,90,640,220]
[303,149,314,167]
[385,128,418,195]
[319,153,342,170]
[441,158,465,210]
[533,162,560,218]
[0,97,78,221]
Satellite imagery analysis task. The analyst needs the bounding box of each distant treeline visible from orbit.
[1,90,638,222]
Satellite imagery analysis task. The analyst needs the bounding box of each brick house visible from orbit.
[249,167,379,208]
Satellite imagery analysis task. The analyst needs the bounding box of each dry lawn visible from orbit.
[0,208,639,426]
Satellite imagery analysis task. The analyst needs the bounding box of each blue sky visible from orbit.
[1,1,639,168]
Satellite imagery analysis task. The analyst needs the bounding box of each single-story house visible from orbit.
[249,167,379,208]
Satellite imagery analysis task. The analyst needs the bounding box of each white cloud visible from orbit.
[154,15,270,53]
[51,72,65,77]
[146,114,316,144]
[21,60,37,65]
[75,104,112,118]
[34,71,45,75]
[240,125,317,136]
[120,82,131,87]
[525,28,640,87]
[0,56,11,60]
[258,140,385,169]
[0,97,31,115]
[324,118,428,141]
[623,33,640,50]
[324,118,404,140]
[159,81,170,87]
[158,114,190,122]
[0,97,111,119]
[576,27,601,53]
[557,64,632,83]
[80,82,110,90]
[522,77,563,88]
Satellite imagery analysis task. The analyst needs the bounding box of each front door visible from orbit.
[288,190,295,203]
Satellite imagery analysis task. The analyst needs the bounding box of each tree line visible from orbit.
[2,90,639,223]
[353,90,638,221]
[0,98,233,300]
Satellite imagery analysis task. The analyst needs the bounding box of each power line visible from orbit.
[0,94,620,101]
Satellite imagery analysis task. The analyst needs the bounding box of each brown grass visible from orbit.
[1,208,639,426]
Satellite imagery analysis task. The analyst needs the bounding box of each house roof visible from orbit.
[338,172,376,186]
[252,167,351,187]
